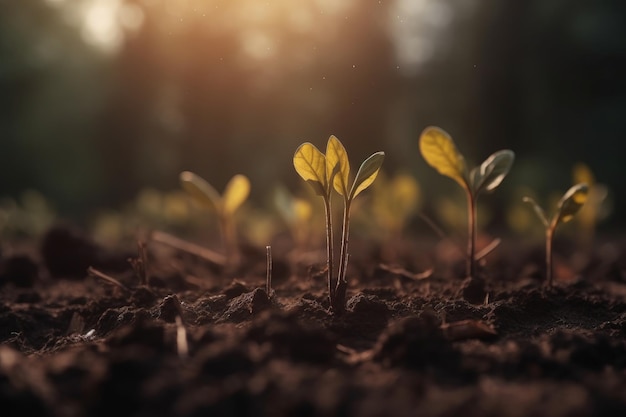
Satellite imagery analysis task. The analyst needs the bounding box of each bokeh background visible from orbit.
[1,0,625,240]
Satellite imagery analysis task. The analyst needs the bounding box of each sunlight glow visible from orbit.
[79,0,144,54]
[390,0,454,74]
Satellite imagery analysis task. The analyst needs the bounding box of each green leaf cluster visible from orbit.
[293,136,385,202]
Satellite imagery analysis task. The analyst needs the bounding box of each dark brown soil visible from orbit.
[1,224,626,417]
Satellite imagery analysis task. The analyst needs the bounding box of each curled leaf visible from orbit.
[222,174,250,215]
[522,196,549,228]
[419,126,467,190]
[350,151,385,199]
[294,143,327,196]
[326,135,350,196]
[555,183,588,224]
[180,171,221,210]
[473,150,515,194]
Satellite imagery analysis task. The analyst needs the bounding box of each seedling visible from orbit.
[179,171,250,266]
[523,183,589,287]
[293,136,384,314]
[419,126,514,278]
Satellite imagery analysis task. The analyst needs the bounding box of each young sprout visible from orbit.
[179,171,250,266]
[419,126,514,279]
[523,183,589,287]
[294,136,384,314]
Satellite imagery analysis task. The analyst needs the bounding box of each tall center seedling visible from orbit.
[294,136,384,314]
[419,126,514,279]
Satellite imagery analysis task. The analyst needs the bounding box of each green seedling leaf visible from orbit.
[419,126,467,190]
[326,135,350,196]
[180,171,221,210]
[294,142,327,196]
[555,183,588,224]
[522,196,549,228]
[472,150,515,194]
[350,151,385,199]
[222,174,250,215]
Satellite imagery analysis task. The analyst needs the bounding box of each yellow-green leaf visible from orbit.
[222,174,250,215]
[326,135,350,196]
[555,183,588,225]
[293,142,327,196]
[179,171,221,210]
[419,126,467,190]
[350,152,385,199]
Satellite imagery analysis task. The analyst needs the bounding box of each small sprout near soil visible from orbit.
[128,240,148,286]
[294,136,384,314]
[419,126,514,279]
[523,183,589,287]
[266,245,273,296]
[179,171,250,266]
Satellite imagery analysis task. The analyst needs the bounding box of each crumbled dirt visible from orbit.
[1,224,626,416]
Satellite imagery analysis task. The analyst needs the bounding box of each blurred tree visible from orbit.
[0,0,108,216]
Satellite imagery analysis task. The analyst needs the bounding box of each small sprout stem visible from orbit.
[323,198,335,306]
[175,316,188,359]
[466,189,477,278]
[266,245,272,295]
[128,240,148,286]
[546,225,555,287]
[334,200,352,314]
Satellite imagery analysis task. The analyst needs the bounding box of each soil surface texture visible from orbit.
[1,224,626,417]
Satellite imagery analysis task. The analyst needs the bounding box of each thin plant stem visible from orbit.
[546,226,554,287]
[466,190,477,278]
[266,245,272,295]
[323,197,335,307]
[334,199,352,314]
